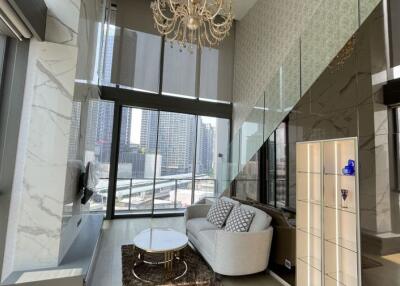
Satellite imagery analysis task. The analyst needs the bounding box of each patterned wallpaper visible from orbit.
[232,0,381,133]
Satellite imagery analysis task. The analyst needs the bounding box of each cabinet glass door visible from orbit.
[296,142,322,286]
[323,139,359,286]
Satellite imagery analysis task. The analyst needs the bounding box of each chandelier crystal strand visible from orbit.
[151,0,233,50]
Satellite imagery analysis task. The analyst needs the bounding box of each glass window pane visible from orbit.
[195,116,230,202]
[199,34,234,103]
[162,42,197,98]
[115,107,159,214]
[199,48,218,100]
[155,111,196,210]
[116,30,161,93]
[276,122,287,208]
[102,0,162,92]
[235,152,260,201]
[84,100,114,212]
[101,7,117,86]
[267,134,276,206]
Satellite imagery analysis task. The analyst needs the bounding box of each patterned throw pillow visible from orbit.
[206,199,234,228]
[225,206,255,232]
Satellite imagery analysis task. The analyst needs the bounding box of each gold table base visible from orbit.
[132,250,188,284]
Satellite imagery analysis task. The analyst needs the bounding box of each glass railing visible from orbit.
[88,178,217,213]
[218,0,381,193]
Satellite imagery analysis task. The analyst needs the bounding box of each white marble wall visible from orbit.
[45,0,81,46]
[59,0,105,264]
[4,40,78,274]
[2,0,81,279]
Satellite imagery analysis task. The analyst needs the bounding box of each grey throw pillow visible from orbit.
[206,199,234,228]
[225,206,255,232]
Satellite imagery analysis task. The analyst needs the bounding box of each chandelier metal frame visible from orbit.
[150,0,233,49]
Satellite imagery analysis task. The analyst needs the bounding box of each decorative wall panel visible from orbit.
[360,0,382,23]
[44,0,81,46]
[233,0,322,133]
[301,0,358,95]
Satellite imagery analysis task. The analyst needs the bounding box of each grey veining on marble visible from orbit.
[3,37,78,277]
[59,160,84,263]
[59,0,105,267]
[14,40,78,272]
[44,0,81,46]
[2,0,103,280]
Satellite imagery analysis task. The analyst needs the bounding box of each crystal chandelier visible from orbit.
[150,0,233,49]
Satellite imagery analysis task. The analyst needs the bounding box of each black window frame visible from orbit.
[259,116,293,211]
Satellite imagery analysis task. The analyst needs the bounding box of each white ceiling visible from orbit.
[232,0,258,20]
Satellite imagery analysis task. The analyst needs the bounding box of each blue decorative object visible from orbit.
[342,159,355,176]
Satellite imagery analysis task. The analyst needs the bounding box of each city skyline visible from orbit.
[76,102,217,179]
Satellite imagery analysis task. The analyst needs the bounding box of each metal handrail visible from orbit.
[97,177,217,211]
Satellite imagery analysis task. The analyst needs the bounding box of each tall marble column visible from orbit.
[2,0,81,279]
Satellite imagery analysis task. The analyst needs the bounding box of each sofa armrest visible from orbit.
[213,227,273,276]
[184,204,212,222]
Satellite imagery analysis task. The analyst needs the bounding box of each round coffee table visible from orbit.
[132,228,188,283]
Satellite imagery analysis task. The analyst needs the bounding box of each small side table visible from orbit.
[132,228,188,283]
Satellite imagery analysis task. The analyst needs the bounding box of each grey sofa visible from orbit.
[184,197,273,276]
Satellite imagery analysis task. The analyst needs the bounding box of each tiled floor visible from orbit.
[362,253,400,286]
[90,217,282,286]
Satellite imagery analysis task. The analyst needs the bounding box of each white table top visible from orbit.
[133,228,188,253]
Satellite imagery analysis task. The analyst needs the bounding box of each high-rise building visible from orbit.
[140,110,196,176]
[197,120,214,175]
[68,101,82,160]
[93,101,114,163]
[120,107,132,147]
[140,109,158,153]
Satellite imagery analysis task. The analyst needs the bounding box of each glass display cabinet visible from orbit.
[296,138,360,286]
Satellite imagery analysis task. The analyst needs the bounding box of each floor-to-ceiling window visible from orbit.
[114,107,158,214]
[275,122,288,208]
[108,107,229,216]
[88,0,233,217]
[153,111,196,211]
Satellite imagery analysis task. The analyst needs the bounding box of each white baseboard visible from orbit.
[268,270,291,286]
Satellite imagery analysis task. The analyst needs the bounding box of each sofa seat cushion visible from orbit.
[197,230,216,261]
[186,218,219,238]
[241,204,272,232]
